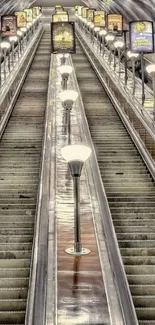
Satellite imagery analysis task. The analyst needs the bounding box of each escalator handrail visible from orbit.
[25,33,52,325]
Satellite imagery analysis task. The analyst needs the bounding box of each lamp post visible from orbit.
[113,40,124,76]
[0,42,11,80]
[58,65,73,90]
[105,34,115,64]
[9,36,18,67]
[86,21,92,36]
[20,28,27,49]
[61,144,92,255]
[93,27,100,46]
[90,23,94,43]
[99,29,107,54]
[146,64,155,117]
[127,50,139,95]
[17,30,23,55]
[59,90,78,144]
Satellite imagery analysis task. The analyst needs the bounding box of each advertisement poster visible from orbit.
[24,9,33,22]
[51,22,76,53]
[52,12,69,22]
[74,6,78,14]
[94,11,105,27]
[78,6,83,16]
[1,15,17,37]
[55,5,64,13]
[32,7,40,19]
[55,4,63,9]
[107,14,123,34]
[129,21,154,53]
[82,8,89,19]
[15,11,27,28]
[87,9,95,22]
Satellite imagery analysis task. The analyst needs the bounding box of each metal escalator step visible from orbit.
[0,28,51,323]
[130,285,155,296]
[0,289,27,299]
[0,279,29,288]
[119,240,155,248]
[72,41,155,323]
[136,308,155,320]
[0,311,25,324]
[133,296,155,308]
[0,236,33,243]
[0,300,26,311]
[0,269,29,278]
[127,275,155,285]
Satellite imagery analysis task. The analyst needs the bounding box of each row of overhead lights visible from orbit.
[57,54,92,256]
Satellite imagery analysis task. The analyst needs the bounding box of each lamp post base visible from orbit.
[65,247,91,256]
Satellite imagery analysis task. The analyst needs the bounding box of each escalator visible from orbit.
[0,28,51,324]
[72,41,155,325]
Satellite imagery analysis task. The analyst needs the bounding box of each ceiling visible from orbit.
[0,0,154,22]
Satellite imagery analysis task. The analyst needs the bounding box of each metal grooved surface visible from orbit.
[72,42,155,325]
[0,30,50,324]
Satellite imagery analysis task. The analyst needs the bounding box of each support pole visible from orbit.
[132,58,136,95]
[67,108,71,145]
[73,176,81,253]
[123,29,128,86]
[141,53,145,105]
[153,77,155,118]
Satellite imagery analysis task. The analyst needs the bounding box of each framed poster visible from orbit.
[55,4,63,9]
[15,11,27,28]
[82,8,89,19]
[94,11,105,27]
[74,6,78,14]
[129,20,154,53]
[87,9,95,22]
[24,9,33,22]
[1,15,17,37]
[51,22,76,54]
[107,14,123,35]
[52,12,69,22]
[78,6,83,16]
[32,7,40,19]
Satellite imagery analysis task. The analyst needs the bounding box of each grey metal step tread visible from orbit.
[133,296,155,307]
[125,266,155,275]
[127,275,155,285]
[0,269,30,278]
[0,299,26,311]
[0,278,29,288]
[0,312,25,323]
[136,308,155,320]
[139,320,155,325]
[114,220,155,226]
[122,256,155,264]
[0,236,33,243]
[119,240,155,248]
[73,42,155,323]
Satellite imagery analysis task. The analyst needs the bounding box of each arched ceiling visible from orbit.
[0,0,32,15]
[84,0,155,22]
[0,0,154,21]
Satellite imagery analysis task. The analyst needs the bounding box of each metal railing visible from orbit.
[0,23,43,137]
[76,25,155,179]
